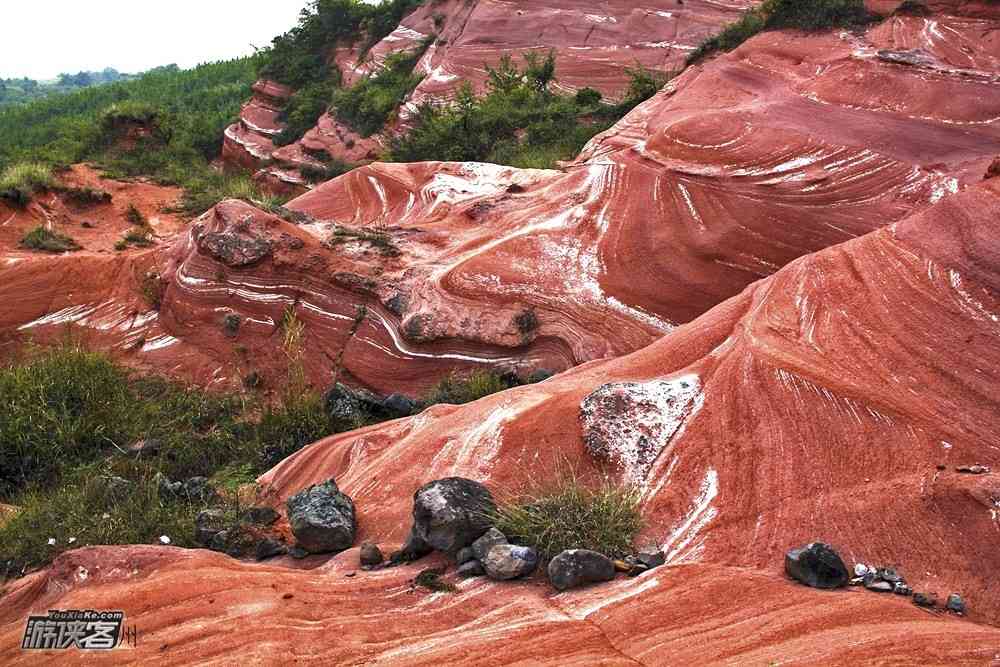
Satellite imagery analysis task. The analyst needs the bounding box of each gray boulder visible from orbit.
[636,549,665,570]
[482,544,539,580]
[784,543,849,589]
[410,477,496,554]
[456,547,476,565]
[382,393,416,417]
[548,549,616,591]
[471,528,507,562]
[194,509,227,545]
[389,525,434,564]
[255,538,287,561]
[286,479,357,554]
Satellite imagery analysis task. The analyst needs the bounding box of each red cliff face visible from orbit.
[224,0,756,188]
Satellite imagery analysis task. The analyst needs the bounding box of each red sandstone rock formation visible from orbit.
[3,170,1000,666]
[225,0,755,188]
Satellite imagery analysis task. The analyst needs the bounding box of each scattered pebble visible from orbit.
[159,535,172,545]
[47,538,56,546]
[956,465,990,475]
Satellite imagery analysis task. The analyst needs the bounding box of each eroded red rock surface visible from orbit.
[226,0,755,185]
[3,173,1000,665]
[4,4,1000,661]
[9,1,1000,396]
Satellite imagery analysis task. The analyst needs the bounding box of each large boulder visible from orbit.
[410,478,496,554]
[548,549,616,591]
[482,544,539,580]
[286,479,356,554]
[785,542,849,589]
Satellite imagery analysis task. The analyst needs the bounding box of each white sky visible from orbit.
[1,1,313,80]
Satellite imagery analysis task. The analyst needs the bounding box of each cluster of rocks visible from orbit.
[155,474,218,503]
[185,473,662,594]
[195,505,286,560]
[363,477,664,592]
[325,382,417,422]
[785,542,967,616]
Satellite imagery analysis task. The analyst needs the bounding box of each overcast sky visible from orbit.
[1,1,313,80]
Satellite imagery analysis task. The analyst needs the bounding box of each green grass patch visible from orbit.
[423,370,517,407]
[688,0,875,64]
[333,43,431,137]
[493,467,644,561]
[0,162,55,206]
[19,226,81,253]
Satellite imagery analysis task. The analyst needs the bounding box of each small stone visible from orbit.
[456,547,476,565]
[159,535,172,545]
[613,560,631,573]
[894,582,913,596]
[548,549,617,591]
[242,506,280,526]
[913,592,936,608]
[956,465,990,475]
[636,549,665,570]
[360,542,384,568]
[865,578,894,593]
[195,509,227,545]
[47,538,56,547]
[854,563,870,578]
[482,544,539,581]
[879,567,903,584]
[784,543,849,589]
[471,528,507,562]
[255,538,287,561]
[457,560,486,578]
[946,594,966,615]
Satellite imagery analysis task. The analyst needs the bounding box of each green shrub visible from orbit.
[122,227,154,247]
[332,45,429,137]
[19,226,81,252]
[125,203,146,225]
[493,468,643,560]
[388,54,643,169]
[0,162,54,205]
[174,173,285,216]
[574,87,603,107]
[273,79,339,146]
[300,157,353,183]
[0,346,132,496]
[423,370,516,407]
[688,0,874,64]
[259,0,425,89]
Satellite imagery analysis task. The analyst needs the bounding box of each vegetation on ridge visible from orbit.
[688,0,875,64]
[0,60,258,215]
[388,52,668,169]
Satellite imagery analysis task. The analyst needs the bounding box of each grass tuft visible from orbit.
[492,466,644,561]
[0,162,55,206]
[19,226,81,253]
